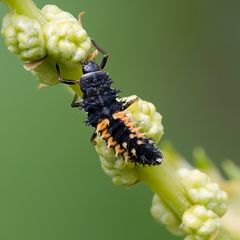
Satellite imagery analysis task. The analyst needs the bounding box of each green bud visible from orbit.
[177,168,228,217]
[122,96,164,143]
[95,135,139,187]
[151,194,185,236]
[95,96,164,186]
[181,205,221,237]
[42,5,93,65]
[150,166,227,238]
[1,12,46,61]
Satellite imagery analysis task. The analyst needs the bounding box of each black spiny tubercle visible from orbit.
[57,39,163,166]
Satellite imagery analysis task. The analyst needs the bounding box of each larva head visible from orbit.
[82,61,100,74]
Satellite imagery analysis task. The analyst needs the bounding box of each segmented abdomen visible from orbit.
[96,111,163,166]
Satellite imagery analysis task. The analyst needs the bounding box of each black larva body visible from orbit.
[79,61,163,166]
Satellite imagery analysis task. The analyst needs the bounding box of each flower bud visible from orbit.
[42,5,93,65]
[177,168,228,217]
[123,96,164,143]
[151,194,184,236]
[1,13,46,61]
[181,205,221,237]
[95,136,139,187]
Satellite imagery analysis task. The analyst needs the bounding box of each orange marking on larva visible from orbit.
[125,122,134,128]
[96,119,110,132]
[107,137,117,148]
[131,127,140,133]
[112,111,125,120]
[114,144,125,155]
[101,129,110,139]
[123,151,130,164]
[136,132,145,138]
[121,117,129,123]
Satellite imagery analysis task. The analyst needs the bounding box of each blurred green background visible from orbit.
[0,0,239,240]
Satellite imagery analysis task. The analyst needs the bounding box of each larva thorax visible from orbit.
[80,65,123,127]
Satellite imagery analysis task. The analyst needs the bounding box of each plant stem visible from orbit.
[58,63,82,96]
[2,0,45,24]
[138,162,191,219]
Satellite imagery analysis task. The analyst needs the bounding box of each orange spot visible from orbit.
[126,122,134,128]
[107,137,117,148]
[114,144,125,155]
[123,152,130,163]
[137,133,145,138]
[101,129,110,139]
[96,119,110,132]
[121,117,129,123]
[131,127,140,133]
[112,111,125,120]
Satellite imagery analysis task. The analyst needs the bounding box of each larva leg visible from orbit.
[56,64,79,85]
[91,39,108,70]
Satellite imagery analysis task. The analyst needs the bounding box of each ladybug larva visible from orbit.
[57,40,163,166]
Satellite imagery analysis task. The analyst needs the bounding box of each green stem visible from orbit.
[58,63,82,96]
[2,0,45,24]
[222,160,240,180]
[138,162,191,219]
